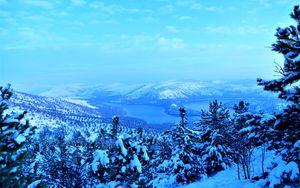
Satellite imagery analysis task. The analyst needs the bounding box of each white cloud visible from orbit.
[178,16,192,21]
[190,3,202,10]
[204,6,217,12]
[0,10,10,17]
[0,0,7,5]
[71,0,86,6]
[205,25,271,35]
[165,25,179,33]
[159,5,175,14]
[24,15,53,22]
[0,27,7,35]
[188,2,234,13]
[89,19,118,25]
[21,0,54,9]
[18,27,40,41]
[89,2,144,15]
[158,37,186,49]
[257,0,272,8]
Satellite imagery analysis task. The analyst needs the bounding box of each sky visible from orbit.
[0,0,297,92]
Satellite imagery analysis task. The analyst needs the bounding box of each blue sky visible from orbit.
[0,0,297,91]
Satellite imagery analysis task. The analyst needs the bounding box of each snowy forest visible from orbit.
[1,3,300,188]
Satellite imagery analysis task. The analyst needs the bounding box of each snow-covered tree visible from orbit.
[156,108,206,185]
[231,101,275,179]
[194,100,232,175]
[33,126,92,187]
[257,5,300,186]
[198,127,231,176]
[93,117,150,187]
[0,85,37,187]
[196,100,231,134]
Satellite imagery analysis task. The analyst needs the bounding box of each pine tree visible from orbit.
[196,100,232,176]
[0,85,36,187]
[257,5,300,186]
[93,117,150,187]
[198,127,231,176]
[231,101,275,179]
[158,107,206,185]
[196,100,231,133]
[192,101,233,177]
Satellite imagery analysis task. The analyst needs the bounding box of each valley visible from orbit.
[10,80,284,131]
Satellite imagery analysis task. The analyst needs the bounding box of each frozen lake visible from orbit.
[106,102,213,125]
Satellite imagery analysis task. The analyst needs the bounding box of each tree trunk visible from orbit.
[237,162,240,180]
[261,144,265,175]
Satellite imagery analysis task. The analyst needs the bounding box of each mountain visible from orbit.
[38,80,271,102]
[10,91,102,118]
[38,80,283,112]
[9,91,160,132]
[9,80,285,131]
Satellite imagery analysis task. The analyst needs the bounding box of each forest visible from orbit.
[0,4,300,188]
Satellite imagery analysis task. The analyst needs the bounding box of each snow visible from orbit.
[260,113,275,124]
[96,181,118,188]
[3,117,19,123]
[268,160,300,187]
[180,149,284,188]
[92,150,110,172]
[130,154,142,173]
[115,138,128,156]
[87,132,98,143]
[9,167,18,173]
[239,126,255,133]
[159,89,187,99]
[141,145,149,161]
[294,140,300,149]
[63,98,97,109]
[14,134,26,144]
[27,180,42,188]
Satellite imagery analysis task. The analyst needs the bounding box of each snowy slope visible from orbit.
[62,98,97,109]
[9,91,160,133]
[11,92,102,117]
[39,80,265,102]
[181,149,282,188]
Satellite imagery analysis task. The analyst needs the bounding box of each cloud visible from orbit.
[205,25,271,35]
[190,3,202,10]
[165,25,179,33]
[0,27,7,35]
[24,15,53,22]
[21,0,54,9]
[0,10,10,17]
[71,0,86,6]
[178,16,192,21]
[89,19,118,25]
[256,0,272,8]
[18,27,40,41]
[175,1,235,13]
[0,0,7,5]
[158,37,186,49]
[159,5,175,14]
[89,2,145,15]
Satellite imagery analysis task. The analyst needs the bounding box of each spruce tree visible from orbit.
[159,107,206,184]
[0,85,36,187]
[93,117,150,187]
[257,5,300,186]
[196,100,231,133]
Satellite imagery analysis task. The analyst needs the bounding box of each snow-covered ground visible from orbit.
[63,97,97,109]
[181,148,280,188]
